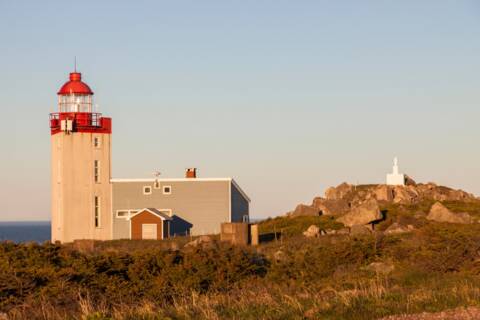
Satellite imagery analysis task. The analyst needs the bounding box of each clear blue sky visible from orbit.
[1,1,480,221]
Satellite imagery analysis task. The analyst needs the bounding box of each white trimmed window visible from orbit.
[163,185,172,195]
[94,196,101,228]
[116,210,129,218]
[143,186,152,195]
[94,160,100,183]
[116,209,139,219]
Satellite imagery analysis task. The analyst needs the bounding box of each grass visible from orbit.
[442,200,480,219]
[259,215,344,238]
[1,205,480,319]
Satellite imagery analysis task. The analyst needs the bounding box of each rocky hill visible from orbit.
[288,181,479,236]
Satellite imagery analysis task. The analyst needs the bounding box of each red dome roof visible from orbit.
[57,72,94,95]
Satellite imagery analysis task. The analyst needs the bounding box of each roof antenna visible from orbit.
[153,171,161,189]
[74,56,77,72]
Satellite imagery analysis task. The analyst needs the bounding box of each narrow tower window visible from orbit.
[94,196,101,228]
[94,160,100,183]
[93,137,100,148]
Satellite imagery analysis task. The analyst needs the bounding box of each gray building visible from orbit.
[111,177,250,238]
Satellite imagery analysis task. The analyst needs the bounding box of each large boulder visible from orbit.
[336,199,383,227]
[290,204,319,217]
[404,175,417,186]
[312,198,350,216]
[325,182,353,200]
[374,185,394,202]
[303,225,321,238]
[427,202,473,224]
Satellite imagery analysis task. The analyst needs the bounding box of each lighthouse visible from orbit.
[50,71,112,243]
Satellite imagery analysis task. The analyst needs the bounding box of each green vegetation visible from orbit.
[442,200,480,219]
[259,215,344,237]
[1,204,480,319]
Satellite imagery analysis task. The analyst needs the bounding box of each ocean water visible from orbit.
[0,221,51,243]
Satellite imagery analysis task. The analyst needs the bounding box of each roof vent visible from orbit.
[185,168,197,178]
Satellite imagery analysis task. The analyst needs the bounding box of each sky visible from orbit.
[1,1,480,221]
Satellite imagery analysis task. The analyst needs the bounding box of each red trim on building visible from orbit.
[49,112,111,135]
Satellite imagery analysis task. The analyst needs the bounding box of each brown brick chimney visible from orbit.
[185,168,197,178]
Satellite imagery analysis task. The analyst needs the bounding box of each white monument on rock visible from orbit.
[386,157,405,186]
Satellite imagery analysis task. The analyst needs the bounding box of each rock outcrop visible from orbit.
[416,183,474,202]
[312,198,350,216]
[404,175,417,186]
[288,180,477,222]
[374,185,394,202]
[323,181,476,206]
[393,186,418,204]
[303,225,321,238]
[426,202,473,224]
[336,199,383,227]
[325,182,353,200]
[289,204,319,217]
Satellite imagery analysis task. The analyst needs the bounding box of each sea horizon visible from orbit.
[0,221,51,243]
[0,220,50,224]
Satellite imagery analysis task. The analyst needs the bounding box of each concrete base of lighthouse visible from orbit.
[51,131,112,243]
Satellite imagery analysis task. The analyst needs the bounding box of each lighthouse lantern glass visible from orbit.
[58,94,93,113]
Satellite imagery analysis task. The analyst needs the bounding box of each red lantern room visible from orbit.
[50,71,111,135]
[57,72,94,112]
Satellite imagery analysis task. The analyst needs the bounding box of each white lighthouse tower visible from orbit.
[50,71,112,243]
